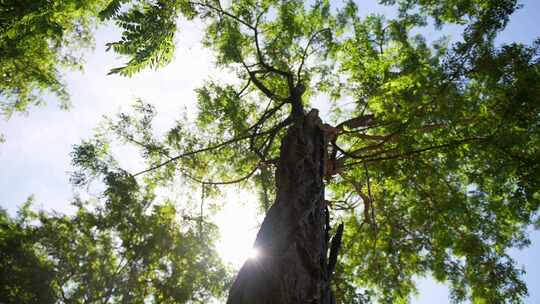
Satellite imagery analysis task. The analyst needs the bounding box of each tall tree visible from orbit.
[6,0,540,303]
[70,0,539,303]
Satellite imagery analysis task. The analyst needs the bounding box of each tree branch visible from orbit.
[191,1,291,79]
[236,77,252,97]
[336,114,376,131]
[190,1,255,30]
[241,61,287,102]
[183,161,262,185]
[337,129,401,158]
[252,12,291,79]
[342,136,487,167]
[297,28,331,80]
[133,118,292,176]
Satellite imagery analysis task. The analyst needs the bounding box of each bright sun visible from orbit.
[213,189,262,268]
[247,247,259,260]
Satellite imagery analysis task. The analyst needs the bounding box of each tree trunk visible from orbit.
[227,110,341,304]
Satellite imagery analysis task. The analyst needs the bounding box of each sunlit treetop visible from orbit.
[1,170,231,303]
[0,0,117,117]
[12,0,539,303]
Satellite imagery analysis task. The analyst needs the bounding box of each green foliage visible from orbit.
[84,1,538,303]
[103,0,197,76]
[0,199,56,304]
[3,111,231,302]
[0,0,111,117]
[2,174,231,303]
[6,0,540,303]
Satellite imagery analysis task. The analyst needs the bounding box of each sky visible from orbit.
[1,1,540,303]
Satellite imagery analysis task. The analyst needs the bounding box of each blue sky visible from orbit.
[1,1,539,303]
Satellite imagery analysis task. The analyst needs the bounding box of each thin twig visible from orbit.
[190,1,255,30]
[133,119,290,176]
[236,78,252,97]
[297,28,331,80]
[133,118,292,177]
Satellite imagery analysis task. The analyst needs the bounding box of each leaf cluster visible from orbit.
[1,172,231,303]
[0,0,112,117]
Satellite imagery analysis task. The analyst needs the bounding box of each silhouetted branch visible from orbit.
[190,1,255,30]
[297,28,331,79]
[342,136,488,167]
[133,119,291,176]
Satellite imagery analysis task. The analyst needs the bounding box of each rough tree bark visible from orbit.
[227,109,343,304]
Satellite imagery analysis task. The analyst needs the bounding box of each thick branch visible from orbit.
[243,63,287,102]
[337,117,481,160]
[342,136,487,167]
[348,133,395,141]
[253,12,292,80]
[337,129,401,158]
[336,114,376,130]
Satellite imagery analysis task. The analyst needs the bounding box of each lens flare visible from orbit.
[248,247,259,260]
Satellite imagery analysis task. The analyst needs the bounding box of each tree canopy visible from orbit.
[1,185,230,303]
[0,0,116,117]
[1,0,539,303]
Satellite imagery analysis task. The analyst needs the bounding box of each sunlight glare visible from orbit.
[248,247,259,260]
[213,189,262,268]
